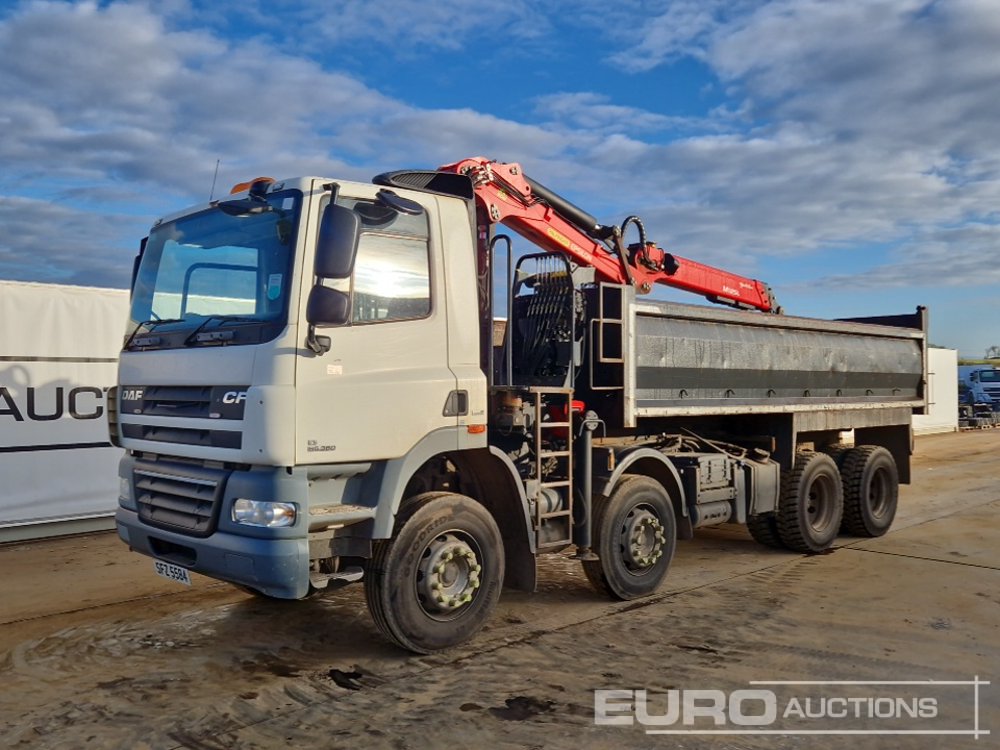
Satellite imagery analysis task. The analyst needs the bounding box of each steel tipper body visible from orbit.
[112,163,927,654]
[581,289,925,464]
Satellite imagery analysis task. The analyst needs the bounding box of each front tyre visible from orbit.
[365,492,504,654]
[583,475,677,600]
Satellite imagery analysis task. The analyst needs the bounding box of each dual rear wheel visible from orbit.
[750,445,898,553]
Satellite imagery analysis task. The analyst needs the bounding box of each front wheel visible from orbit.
[583,475,677,600]
[365,492,504,654]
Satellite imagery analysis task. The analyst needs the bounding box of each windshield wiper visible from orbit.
[183,315,259,346]
[123,318,185,350]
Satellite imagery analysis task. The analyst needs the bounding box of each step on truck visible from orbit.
[112,158,927,652]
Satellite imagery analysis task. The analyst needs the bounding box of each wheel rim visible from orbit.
[415,531,482,621]
[805,473,838,533]
[619,504,666,574]
[868,467,892,519]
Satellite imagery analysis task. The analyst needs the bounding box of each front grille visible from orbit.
[128,385,213,417]
[135,463,228,537]
[119,385,249,420]
[121,423,241,449]
[107,386,120,447]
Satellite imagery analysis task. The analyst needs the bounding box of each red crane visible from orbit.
[437,157,779,313]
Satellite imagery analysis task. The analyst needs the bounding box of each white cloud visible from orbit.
[815,223,1000,289]
[532,92,721,136]
[0,1,405,195]
[0,196,139,287]
[2,0,1000,344]
[557,0,1000,286]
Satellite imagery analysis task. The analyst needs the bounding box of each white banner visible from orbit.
[0,281,129,527]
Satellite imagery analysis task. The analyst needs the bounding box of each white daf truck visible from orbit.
[112,160,926,652]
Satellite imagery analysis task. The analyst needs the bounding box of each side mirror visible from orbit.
[315,204,361,278]
[305,285,349,354]
[307,285,349,327]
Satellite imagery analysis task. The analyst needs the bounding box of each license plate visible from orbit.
[153,560,192,586]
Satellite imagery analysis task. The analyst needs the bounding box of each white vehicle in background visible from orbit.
[958,365,1000,408]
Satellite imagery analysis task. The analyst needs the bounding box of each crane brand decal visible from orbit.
[545,227,572,250]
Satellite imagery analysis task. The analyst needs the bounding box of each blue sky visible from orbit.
[1,0,999,356]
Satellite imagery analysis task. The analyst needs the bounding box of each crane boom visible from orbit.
[437,156,779,313]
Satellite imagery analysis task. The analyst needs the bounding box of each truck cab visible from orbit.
[958,365,1000,408]
[114,177,492,603]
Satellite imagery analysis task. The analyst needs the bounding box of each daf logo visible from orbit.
[223,391,248,405]
[121,388,144,401]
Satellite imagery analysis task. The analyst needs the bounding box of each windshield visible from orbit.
[979,370,1000,383]
[127,190,301,348]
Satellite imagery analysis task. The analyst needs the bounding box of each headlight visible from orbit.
[118,476,136,510]
[232,498,297,528]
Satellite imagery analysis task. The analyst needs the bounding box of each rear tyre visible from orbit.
[364,492,504,654]
[583,475,677,600]
[776,451,843,553]
[840,445,898,537]
[822,445,851,468]
[747,513,784,549]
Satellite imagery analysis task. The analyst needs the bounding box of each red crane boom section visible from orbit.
[438,157,777,313]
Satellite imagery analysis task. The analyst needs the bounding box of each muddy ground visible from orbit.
[1,430,997,749]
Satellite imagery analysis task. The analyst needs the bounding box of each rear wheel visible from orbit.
[747,513,784,548]
[583,475,676,600]
[840,445,898,537]
[776,451,843,553]
[365,492,504,654]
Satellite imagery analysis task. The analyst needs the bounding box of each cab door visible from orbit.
[295,190,456,464]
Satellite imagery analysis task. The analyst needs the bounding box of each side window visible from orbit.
[328,197,431,324]
[349,233,430,322]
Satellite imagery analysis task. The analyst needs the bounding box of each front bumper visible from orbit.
[116,454,314,599]
[116,507,310,598]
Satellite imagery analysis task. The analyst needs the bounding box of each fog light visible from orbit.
[118,476,136,510]
[232,498,297,528]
